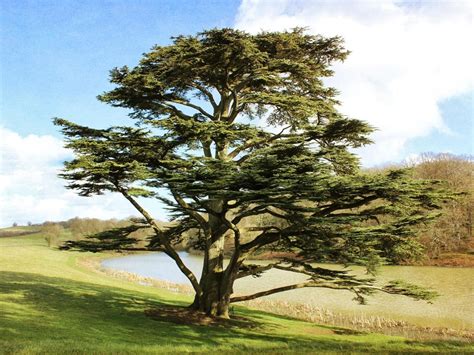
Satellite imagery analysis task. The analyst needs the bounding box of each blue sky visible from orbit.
[1,0,472,226]
[1,0,241,136]
[405,93,473,157]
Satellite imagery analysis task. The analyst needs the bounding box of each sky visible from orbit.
[0,0,473,226]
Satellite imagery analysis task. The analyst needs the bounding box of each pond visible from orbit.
[102,252,474,330]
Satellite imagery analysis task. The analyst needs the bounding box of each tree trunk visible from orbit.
[189,265,238,318]
[188,246,244,318]
[188,199,237,318]
[189,144,238,317]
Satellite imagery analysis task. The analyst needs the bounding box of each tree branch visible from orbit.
[232,206,287,226]
[240,230,281,253]
[227,126,292,160]
[231,279,438,304]
[316,195,379,216]
[161,103,194,121]
[114,184,203,297]
[222,216,244,287]
[230,282,313,302]
[164,99,214,120]
[227,97,239,122]
[235,262,281,279]
[170,189,210,234]
[230,280,368,303]
[201,140,212,157]
[192,83,218,110]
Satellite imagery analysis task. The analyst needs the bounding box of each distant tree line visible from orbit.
[408,153,473,258]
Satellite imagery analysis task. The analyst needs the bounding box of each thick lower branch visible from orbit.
[232,206,282,226]
[170,190,209,233]
[230,282,312,302]
[115,185,203,297]
[316,195,379,216]
[235,263,280,279]
[240,231,280,253]
[230,281,363,303]
[230,280,432,303]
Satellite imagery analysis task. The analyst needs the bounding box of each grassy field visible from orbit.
[0,230,472,354]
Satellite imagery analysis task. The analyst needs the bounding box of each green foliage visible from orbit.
[383,280,439,303]
[54,28,452,310]
[60,224,143,252]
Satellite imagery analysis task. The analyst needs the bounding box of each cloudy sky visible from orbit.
[1,0,472,226]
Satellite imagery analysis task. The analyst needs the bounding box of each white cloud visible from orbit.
[235,0,473,165]
[0,127,148,227]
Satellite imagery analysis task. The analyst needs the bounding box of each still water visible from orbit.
[102,252,474,329]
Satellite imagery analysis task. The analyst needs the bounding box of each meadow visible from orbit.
[1,228,473,353]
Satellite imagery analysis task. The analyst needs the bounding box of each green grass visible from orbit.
[0,230,472,354]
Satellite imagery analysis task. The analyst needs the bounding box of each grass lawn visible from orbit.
[0,231,472,354]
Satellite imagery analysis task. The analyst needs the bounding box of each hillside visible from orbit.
[1,229,472,353]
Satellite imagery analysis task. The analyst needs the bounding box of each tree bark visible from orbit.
[190,257,241,318]
[188,198,233,317]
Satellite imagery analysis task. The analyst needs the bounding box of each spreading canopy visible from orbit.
[55,28,448,317]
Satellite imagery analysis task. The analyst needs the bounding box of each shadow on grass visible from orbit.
[0,271,311,348]
[0,271,471,353]
[145,305,263,329]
